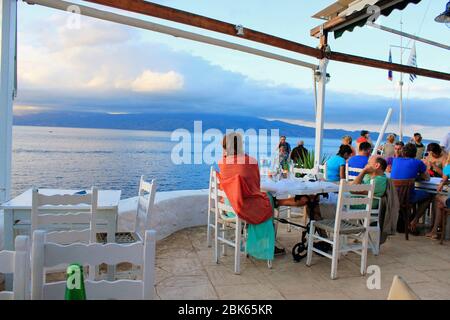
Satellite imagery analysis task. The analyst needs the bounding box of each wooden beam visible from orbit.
[82,0,450,81]
[328,51,450,80]
[83,0,322,59]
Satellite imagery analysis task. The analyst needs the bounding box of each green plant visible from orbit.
[295,150,330,169]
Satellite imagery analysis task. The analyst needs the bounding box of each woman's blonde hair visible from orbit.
[342,135,352,144]
[222,132,244,156]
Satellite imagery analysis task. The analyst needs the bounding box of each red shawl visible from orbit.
[218,154,273,225]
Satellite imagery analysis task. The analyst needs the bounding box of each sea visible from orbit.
[11,126,343,199]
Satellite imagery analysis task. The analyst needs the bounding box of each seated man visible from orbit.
[390,143,432,232]
[351,156,388,209]
[348,142,372,178]
[386,141,404,172]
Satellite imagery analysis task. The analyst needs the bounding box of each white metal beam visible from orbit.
[25,0,317,70]
[0,0,17,203]
[313,58,328,173]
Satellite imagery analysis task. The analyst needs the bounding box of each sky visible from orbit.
[15,0,450,139]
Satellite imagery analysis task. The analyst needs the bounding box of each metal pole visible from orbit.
[313,58,328,173]
[26,0,318,70]
[399,19,404,142]
[372,108,393,156]
[0,0,17,203]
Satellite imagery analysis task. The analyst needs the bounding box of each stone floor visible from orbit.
[2,223,450,299]
[154,225,450,300]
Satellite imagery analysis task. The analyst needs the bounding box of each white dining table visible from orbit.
[260,177,339,199]
[415,177,449,196]
[1,188,121,288]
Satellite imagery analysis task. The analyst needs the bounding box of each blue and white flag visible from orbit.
[408,42,417,83]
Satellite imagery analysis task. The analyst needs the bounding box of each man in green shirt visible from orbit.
[351,156,388,209]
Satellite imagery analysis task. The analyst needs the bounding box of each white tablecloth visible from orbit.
[261,178,339,198]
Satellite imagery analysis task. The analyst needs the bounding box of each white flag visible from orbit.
[408,42,417,83]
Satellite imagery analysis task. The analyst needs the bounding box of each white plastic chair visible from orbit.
[306,179,375,279]
[0,235,30,300]
[31,229,156,300]
[212,169,272,274]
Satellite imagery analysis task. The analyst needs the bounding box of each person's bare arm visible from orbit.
[351,167,370,195]
[339,165,346,180]
[437,175,449,192]
[418,170,430,181]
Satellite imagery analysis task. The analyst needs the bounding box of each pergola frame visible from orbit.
[0,0,449,202]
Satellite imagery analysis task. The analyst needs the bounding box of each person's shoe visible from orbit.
[274,246,286,256]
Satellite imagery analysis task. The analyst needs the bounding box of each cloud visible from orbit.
[16,12,450,139]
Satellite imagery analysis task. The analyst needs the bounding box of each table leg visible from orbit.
[3,209,14,290]
[106,212,117,280]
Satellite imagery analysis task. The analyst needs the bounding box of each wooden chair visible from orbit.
[0,236,30,300]
[391,179,415,240]
[345,163,364,182]
[212,169,272,274]
[441,207,450,244]
[306,179,375,280]
[32,187,100,279]
[98,176,156,244]
[31,229,156,300]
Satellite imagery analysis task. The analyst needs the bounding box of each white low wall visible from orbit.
[118,189,209,241]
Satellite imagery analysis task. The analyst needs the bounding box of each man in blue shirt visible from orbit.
[390,143,432,233]
[348,142,372,178]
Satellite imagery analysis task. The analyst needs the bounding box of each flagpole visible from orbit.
[399,19,404,142]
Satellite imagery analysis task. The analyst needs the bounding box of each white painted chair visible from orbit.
[0,235,30,300]
[207,167,217,247]
[345,167,382,255]
[31,229,156,300]
[212,169,272,274]
[99,176,156,245]
[345,163,365,182]
[31,187,98,245]
[32,187,99,279]
[306,179,375,279]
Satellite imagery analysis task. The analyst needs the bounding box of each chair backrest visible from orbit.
[392,179,415,209]
[209,166,217,205]
[212,170,236,217]
[31,229,156,300]
[0,236,30,300]
[334,179,375,230]
[31,187,98,244]
[387,275,420,300]
[135,176,157,240]
[345,163,364,181]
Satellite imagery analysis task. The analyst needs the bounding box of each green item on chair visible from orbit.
[246,218,275,260]
[65,263,87,300]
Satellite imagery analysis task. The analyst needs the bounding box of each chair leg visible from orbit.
[234,221,241,275]
[207,209,212,248]
[306,222,315,267]
[360,230,369,276]
[404,208,410,241]
[214,221,220,264]
[267,260,273,269]
[441,212,447,245]
[287,208,292,232]
[331,232,340,280]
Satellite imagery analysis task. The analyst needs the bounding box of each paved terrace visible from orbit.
[2,224,450,299]
[153,225,450,300]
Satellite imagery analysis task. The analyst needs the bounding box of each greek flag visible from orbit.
[408,42,417,83]
[388,49,393,81]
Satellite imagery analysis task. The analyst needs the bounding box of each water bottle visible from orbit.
[65,263,87,300]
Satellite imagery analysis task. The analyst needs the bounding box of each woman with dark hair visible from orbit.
[325,144,353,182]
[423,143,448,177]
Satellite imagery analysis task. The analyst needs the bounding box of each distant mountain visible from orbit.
[14,111,378,140]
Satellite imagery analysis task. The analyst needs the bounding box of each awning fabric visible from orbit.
[334,0,422,39]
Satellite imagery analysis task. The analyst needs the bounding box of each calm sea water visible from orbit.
[11,126,342,199]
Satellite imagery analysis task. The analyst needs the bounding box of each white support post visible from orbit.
[0,0,17,203]
[313,58,328,173]
[372,108,393,156]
